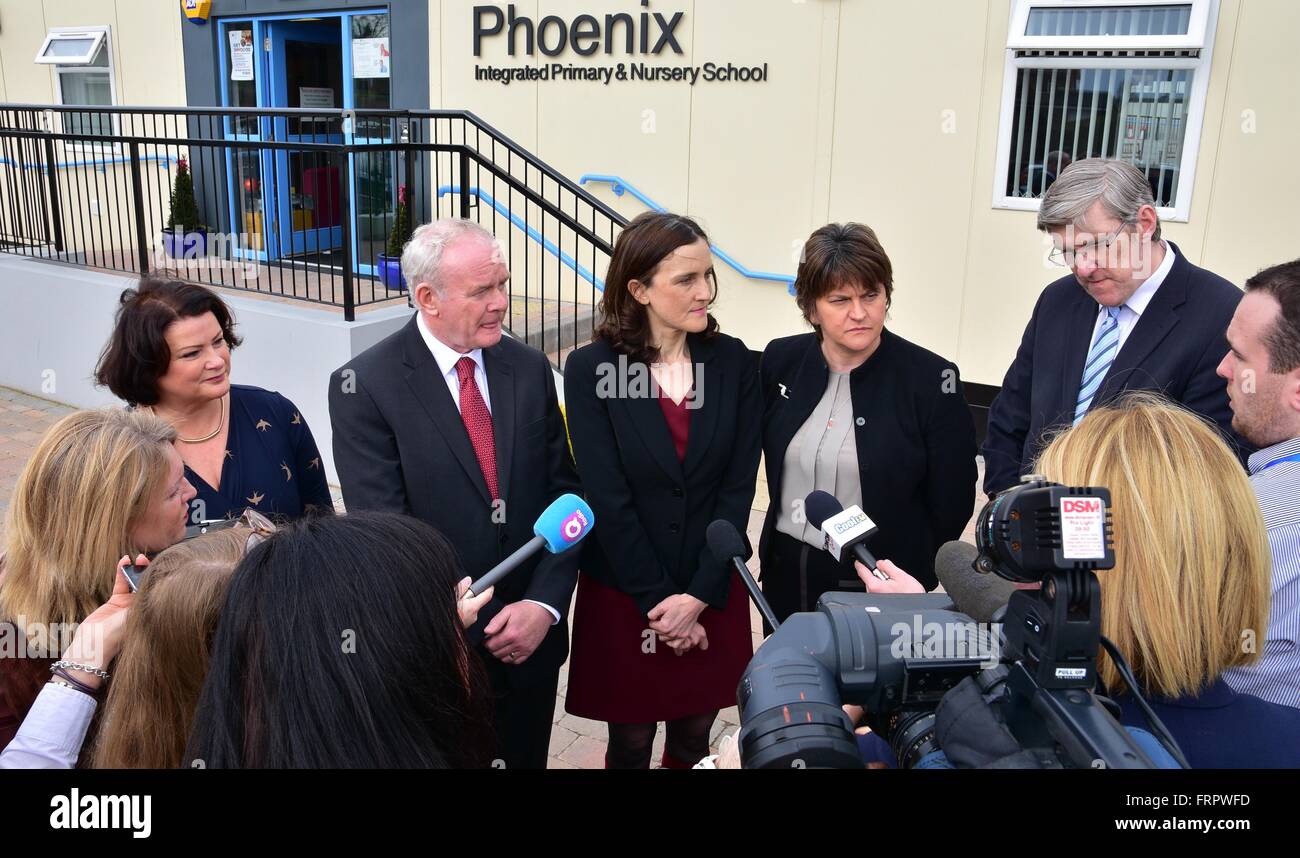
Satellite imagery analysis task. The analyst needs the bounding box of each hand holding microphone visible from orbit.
[467,493,595,665]
[455,577,494,628]
[855,558,923,594]
[803,490,890,582]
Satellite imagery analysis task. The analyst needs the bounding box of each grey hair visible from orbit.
[1036,158,1161,241]
[400,218,501,295]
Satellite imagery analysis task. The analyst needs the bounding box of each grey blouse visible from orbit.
[775,370,864,548]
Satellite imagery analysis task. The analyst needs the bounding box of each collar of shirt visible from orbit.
[1248,436,1300,476]
[1089,241,1175,350]
[416,312,490,412]
[1120,239,1175,318]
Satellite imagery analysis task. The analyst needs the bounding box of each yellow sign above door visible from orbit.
[182,0,213,23]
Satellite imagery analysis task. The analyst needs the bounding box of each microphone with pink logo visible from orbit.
[466,493,595,596]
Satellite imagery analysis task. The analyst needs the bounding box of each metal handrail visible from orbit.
[581,173,796,294]
[437,184,604,290]
[0,104,615,364]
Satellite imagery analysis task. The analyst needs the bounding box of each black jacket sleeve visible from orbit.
[982,291,1046,496]
[686,342,763,610]
[327,365,410,515]
[522,360,584,618]
[924,362,979,545]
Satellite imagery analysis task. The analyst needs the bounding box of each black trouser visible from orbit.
[761,531,865,631]
[486,666,560,770]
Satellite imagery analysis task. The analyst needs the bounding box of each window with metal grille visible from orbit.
[994,0,1217,220]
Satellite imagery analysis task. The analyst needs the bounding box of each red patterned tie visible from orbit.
[454,356,499,500]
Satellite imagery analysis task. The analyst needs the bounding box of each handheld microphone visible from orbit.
[467,493,595,596]
[706,519,780,632]
[933,540,1018,623]
[803,490,889,582]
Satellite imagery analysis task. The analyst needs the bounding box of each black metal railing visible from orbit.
[0,104,626,366]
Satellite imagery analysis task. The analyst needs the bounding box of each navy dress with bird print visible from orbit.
[185,384,333,523]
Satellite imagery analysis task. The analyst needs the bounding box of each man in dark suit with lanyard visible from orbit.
[328,218,580,768]
[983,158,1249,496]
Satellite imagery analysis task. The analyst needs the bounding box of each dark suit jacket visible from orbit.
[563,332,763,617]
[982,242,1247,495]
[758,330,978,592]
[327,315,582,687]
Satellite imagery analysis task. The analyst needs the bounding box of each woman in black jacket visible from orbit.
[758,223,978,622]
[563,212,762,768]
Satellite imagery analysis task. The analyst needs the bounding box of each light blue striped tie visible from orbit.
[1074,306,1123,424]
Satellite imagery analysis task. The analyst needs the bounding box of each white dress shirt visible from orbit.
[415,314,559,626]
[417,312,492,414]
[0,683,96,769]
[1087,240,1176,352]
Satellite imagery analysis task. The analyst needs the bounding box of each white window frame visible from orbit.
[41,27,119,152]
[993,0,1219,222]
[34,28,107,65]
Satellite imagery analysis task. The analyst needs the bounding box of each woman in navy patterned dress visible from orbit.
[96,279,333,523]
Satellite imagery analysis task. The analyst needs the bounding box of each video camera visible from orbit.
[734,477,1180,769]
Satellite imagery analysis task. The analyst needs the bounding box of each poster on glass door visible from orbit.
[229,30,254,81]
[352,37,390,79]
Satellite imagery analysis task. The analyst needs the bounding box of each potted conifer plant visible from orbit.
[377,184,412,290]
[161,157,210,259]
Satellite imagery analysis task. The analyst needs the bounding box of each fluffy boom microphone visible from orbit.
[933,540,1019,623]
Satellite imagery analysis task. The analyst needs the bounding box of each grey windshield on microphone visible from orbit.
[934,540,1018,623]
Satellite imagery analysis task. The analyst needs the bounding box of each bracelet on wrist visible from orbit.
[50,660,110,681]
[51,667,101,695]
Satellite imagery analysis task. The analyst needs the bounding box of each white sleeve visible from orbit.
[0,683,98,769]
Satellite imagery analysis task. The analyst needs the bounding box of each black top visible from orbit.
[758,329,978,591]
[982,241,1249,495]
[186,384,332,523]
[563,332,763,617]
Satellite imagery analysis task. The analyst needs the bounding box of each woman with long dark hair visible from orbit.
[184,512,494,768]
[562,211,762,768]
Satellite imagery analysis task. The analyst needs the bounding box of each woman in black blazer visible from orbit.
[758,223,978,623]
[563,212,762,769]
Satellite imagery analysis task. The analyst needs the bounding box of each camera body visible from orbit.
[737,479,1156,769]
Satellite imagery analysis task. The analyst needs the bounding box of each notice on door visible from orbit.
[352,37,390,79]
[298,87,335,109]
[229,30,254,81]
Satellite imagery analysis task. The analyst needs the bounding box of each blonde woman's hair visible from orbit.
[1033,393,1271,698]
[0,408,177,656]
[90,527,247,769]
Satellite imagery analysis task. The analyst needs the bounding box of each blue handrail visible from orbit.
[580,173,797,295]
[436,185,604,290]
[0,154,175,172]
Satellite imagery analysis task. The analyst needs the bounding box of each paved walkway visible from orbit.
[0,385,982,769]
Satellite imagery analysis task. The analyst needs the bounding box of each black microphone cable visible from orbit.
[1098,635,1191,769]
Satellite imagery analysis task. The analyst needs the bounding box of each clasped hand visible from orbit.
[648,593,708,656]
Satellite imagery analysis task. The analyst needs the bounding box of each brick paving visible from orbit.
[0,384,982,769]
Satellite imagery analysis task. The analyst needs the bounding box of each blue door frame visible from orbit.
[267,19,344,256]
[217,9,389,271]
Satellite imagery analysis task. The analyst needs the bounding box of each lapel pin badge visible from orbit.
[779,384,790,399]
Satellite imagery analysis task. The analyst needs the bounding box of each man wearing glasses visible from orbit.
[983,158,1249,496]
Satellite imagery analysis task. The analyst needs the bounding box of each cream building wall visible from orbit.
[0,0,186,106]
[1,1,1297,388]
[434,0,1300,386]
